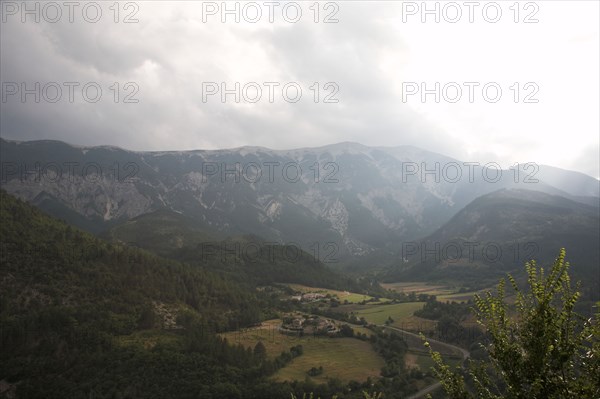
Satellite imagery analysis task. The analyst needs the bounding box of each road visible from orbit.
[380,325,470,399]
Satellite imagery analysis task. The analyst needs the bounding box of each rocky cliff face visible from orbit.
[1,138,597,259]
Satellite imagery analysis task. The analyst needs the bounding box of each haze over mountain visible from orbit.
[1,139,599,397]
[1,138,598,265]
[2,1,598,396]
[384,188,600,299]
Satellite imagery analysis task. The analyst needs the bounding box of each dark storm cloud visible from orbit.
[0,1,598,178]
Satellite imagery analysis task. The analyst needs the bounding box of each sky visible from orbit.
[1,0,599,178]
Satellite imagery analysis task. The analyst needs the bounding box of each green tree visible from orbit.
[254,340,267,362]
[425,249,599,399]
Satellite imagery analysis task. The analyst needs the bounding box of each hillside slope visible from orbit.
[104,209,382,293]
[385,189,600,297]
[0,190,282,398]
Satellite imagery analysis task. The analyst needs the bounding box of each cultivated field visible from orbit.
[382,282,487,303]
[273,338,384,383]
[437,291,480,303]
[404,349,463,371]
[285,283,390,304]
[381,282,454,296]
[404,350,436,371]
[220,319,385,383]
[352,302,426,326]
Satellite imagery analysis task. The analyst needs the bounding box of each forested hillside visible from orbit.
[385,189,600,299]
[105,209,381,293]
[0,190,288,398]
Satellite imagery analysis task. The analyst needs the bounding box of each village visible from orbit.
[279,312,340,337]
[290,292,328,302]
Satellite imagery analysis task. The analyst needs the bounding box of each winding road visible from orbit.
[380,325,470,399]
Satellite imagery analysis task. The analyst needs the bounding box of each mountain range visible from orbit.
[1,138,598,275]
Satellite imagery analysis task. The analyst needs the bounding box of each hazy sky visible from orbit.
[1,1,598,177]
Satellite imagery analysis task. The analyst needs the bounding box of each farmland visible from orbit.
[220,320,385,383]
[380,282,454,296]
[285,283,389,304]
[382,281,486,303]
[352,302,426,327]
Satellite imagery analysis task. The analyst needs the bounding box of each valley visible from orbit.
[1,139,598,398]
[2,0,599,395]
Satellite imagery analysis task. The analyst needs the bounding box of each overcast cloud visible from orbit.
[1,1,598,177]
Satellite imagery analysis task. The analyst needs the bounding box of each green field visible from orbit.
[437,291,480,303]
[405,349,463,371]
[382,282,488,304]
[381,282,454,296]
[285,283,390,304]
[221,320,385,383]
[404,350,436,371]
[273,337,384,383]
[353,302,425,326]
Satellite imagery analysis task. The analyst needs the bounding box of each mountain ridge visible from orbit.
[384,188,600,298]
[4,137,599,184]
[1,138,598,264]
